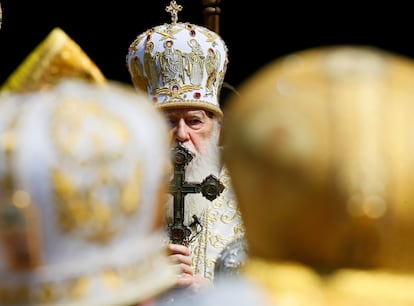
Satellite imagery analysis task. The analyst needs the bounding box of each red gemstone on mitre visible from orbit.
[190,29,196,37]
[194,92,201,99]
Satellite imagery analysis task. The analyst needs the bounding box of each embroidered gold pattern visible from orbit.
[128,22,226,104]
[190,168,245,280]
[50,99,144,243]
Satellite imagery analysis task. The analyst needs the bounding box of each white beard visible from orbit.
[165,124,221,229]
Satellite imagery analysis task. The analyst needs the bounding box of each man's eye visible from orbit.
[168,119,178,127]
[188,119,201,125]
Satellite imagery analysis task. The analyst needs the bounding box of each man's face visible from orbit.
[165,108,219,155]
[164,108,222,225]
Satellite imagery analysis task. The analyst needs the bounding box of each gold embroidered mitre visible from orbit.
[126,1,228,119]
[223,45,414,305]
[224,45,414,272]
[1,27,106,93]
[0,80,177,306]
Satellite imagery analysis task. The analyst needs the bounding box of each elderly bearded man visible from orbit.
[126,1,246,292]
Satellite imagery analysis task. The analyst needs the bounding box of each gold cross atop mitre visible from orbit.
[165,0,182,24]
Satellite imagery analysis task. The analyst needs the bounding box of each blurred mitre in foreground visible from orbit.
[222,45,414,305]
[0,79,176,306]
[1,27,106,93]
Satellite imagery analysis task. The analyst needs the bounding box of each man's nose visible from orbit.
[175,119,190,142]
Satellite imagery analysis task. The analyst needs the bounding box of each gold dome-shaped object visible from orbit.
[1,27,106,93]
[222,45,414,273]
[0,80,176,306]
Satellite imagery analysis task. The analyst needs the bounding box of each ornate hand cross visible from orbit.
[168,143,224,245]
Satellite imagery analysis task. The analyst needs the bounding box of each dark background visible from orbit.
[1,1,413,92]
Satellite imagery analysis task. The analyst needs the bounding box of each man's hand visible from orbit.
[166,243,211,291]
